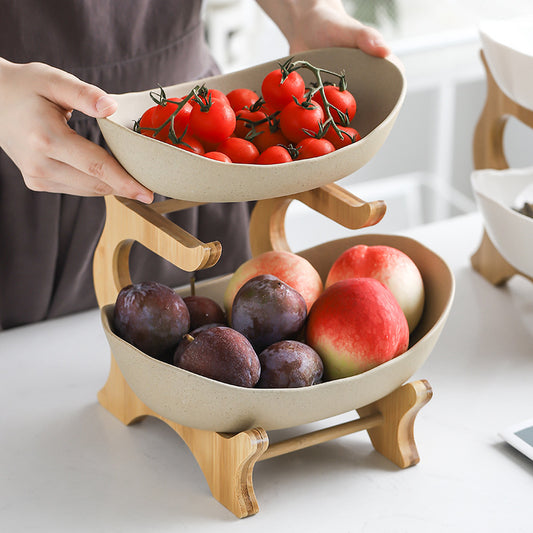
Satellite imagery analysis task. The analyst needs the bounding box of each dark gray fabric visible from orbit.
[0,0,253,329]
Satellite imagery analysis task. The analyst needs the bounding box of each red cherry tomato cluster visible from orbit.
[134,58,361,164]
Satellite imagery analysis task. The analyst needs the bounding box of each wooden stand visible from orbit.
[93,186,432,518]
[471,50,533,284]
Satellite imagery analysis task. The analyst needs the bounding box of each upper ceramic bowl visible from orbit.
[471,166,533,277]
[479,17,533,110]
[97,48,405,202]
[101,233,454,433]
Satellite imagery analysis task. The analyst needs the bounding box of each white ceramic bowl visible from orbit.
[479,17,533,110]
[101,234,454,433]
[472,167,533,277]
[97,48,405,202]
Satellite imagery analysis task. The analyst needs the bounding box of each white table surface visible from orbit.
[1,212,532,532]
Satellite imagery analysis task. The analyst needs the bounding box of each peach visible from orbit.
[306,277,409,379]
[326,244,424,333]
[223,250,323,317]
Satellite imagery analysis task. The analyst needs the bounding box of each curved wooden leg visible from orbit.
[471,229,518,286]
[357,379,433,468]
[98,352,268,518]
[176,426,268,518]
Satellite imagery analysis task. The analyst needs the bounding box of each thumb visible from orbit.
[352,26,391,58]
[44,67,118,118]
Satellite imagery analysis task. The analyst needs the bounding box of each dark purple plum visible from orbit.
[183,295,226,330]
[176,326,260,387]
[257,340,324,388]
[173,322,225,366]
[113,281,190,363]
[230,274,307,352]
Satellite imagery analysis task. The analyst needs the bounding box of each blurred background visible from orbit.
[202,0,533,250]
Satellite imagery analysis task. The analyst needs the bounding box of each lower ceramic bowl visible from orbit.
[471,166,533,277]
[101,234,454,433]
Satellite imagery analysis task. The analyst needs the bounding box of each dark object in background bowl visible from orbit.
[513,202,533,218]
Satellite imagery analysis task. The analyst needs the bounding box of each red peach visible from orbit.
[223,250,323,317]
[306,277,409,379]
[326,244,425,333]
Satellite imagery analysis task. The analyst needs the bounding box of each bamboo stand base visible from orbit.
[471,50,533,285]
[93,188,432,518]
[99,355,431,518]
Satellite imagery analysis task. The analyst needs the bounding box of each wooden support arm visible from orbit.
[249,182,387,256]
[92,195,221,306]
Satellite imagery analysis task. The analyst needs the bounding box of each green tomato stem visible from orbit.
[290,60,348,139]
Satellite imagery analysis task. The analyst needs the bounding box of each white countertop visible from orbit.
[1,212,532,532]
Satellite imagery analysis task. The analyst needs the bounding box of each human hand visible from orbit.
[257,0,390,58]
[0,59,153,202]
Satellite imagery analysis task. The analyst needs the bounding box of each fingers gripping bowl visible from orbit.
[101,234,454,433]
[97,48,406,203]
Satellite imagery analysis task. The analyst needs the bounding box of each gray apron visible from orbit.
[0,0,252,329]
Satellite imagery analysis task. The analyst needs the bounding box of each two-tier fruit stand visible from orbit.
[92,48,453,518]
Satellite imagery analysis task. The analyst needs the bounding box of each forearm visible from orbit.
[255,0,389,57]
[256,0,350,48]
[256,0,347,31]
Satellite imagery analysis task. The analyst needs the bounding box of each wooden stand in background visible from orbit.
[93,186,432,518]
[472,50,533,285]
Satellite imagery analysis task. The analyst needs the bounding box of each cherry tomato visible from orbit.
[279,100,325,143]
[138,104,174,141]
[189,98,236,144]
[325,124,361,149]
[261,68,306,111]
[255,145,293,165]
[152,97,192,140]
[203,151,232,163]
[209,88,231,105]
[295,137,335,160]
[191,87,231,110]
[313,85,357,125]
[251,118,289,152]
[165,133,205,155]
[217,137,259,164]
[138,105,158,134]
[226,88,259,112]
[234,108,266,138]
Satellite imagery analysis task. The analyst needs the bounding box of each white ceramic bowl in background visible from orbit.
[101,234,454,433]
[97,48,405,203]
[479,17,533,110]
[471,166,533,277]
